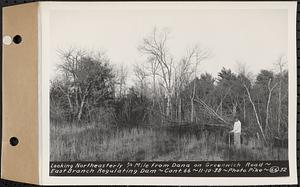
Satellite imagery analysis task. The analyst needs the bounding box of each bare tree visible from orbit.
[274,55,287,136]
[116,65,128,98]
[138,28,174,117]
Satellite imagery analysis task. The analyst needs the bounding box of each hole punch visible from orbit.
[13,35,22,44]
[3,35,12,45]
[9,137,19,146]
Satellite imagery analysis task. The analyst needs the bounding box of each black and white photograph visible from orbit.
[43,3,297,182]
[49,3,291,162]
[1,1,298,186]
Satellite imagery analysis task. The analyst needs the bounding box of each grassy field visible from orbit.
[50,121,288,161]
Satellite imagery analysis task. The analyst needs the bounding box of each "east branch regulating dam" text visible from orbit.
[49,161,289,177]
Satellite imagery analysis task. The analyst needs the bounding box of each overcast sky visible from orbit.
[49,4,288,82]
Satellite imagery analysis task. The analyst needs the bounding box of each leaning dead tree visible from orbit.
[193,98,229,125]
[243,84,268,145]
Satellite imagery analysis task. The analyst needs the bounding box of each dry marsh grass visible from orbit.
[50,121,288,161]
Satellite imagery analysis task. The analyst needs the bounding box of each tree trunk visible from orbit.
[244,85,268,145]
[77,84,92,122]
[278,75,282,136]
[265,93,271,132]
[220,101,222,116]
[77,94,86,121]
[166,93,171,117]
[232,102,237,118]
[265,79,277,133]
[190,101,194,122]
[57,85,74,117]
[66,91,73,114]
[152,74,156,106]
[190,80,196,122]
[243,96,246,122]
[119,82,123,98]
[178,97,182,122]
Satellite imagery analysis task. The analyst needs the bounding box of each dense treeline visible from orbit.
[50,29,288,151]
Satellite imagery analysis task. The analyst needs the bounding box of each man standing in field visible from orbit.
[229,117,242,149]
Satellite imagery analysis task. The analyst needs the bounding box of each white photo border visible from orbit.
[39,1,298,185]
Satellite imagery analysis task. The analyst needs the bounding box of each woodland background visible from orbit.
[50,29,288,161]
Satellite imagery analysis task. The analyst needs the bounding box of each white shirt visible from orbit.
[231,120,241,133]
